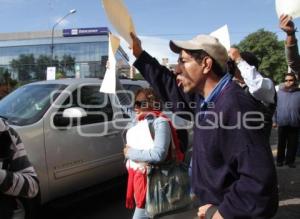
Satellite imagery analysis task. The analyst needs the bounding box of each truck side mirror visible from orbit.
[53,107,87,128]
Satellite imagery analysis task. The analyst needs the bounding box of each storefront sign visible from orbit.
[63,27,109,37]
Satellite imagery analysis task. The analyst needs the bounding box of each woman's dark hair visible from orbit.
[186,50,225,78]
[227,59,237,76]
[227,51,260,77]
[135,88,162,110]
[240,51,260,70]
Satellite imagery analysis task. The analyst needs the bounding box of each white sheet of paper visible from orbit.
[126,120,154,169]
[126,120,154,150]
[102,0,136,46]
[210,24,231,51]
[46,67,56,80]
[276,0,300,19]
[100,34,120,94]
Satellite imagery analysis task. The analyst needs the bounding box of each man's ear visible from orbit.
[202,57,213,75]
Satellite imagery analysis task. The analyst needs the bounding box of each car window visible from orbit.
[122,84,142,93]
[61,85,113,125]
[121,84,143,103]
[0,84,66,126]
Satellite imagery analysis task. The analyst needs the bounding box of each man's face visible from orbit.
[284,75,295,88]
[174,50,206,94]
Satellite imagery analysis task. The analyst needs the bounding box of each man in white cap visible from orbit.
[130,33,278,219]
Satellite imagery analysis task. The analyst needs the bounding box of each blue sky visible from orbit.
[0,0,299,63]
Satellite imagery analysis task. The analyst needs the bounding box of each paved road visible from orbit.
[270,126,300,218]
[273,157,300,219]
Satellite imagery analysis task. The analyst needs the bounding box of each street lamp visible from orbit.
[50,9,76,65]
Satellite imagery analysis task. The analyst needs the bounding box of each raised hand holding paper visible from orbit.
[210,24,231,51]
[102,0,136,46]
[100,33,120,94]
[276,0,300,19]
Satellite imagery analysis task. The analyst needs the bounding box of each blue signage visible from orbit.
[63,27,109,37]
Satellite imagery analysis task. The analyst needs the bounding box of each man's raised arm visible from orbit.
[130,33,195,114]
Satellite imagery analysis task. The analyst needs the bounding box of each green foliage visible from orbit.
[35,55,52,80]
[55,72,64,79]
[60,55,75,73]
[10,54,35,81]
[9,54,76,82]
[237,29,287,84]
[0,67,17,86]
[0,67,18,95]
[0,67,8,85]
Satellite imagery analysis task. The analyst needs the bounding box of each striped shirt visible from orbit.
[0,118,39,198]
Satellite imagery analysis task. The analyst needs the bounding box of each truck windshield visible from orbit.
[0,84,66,126]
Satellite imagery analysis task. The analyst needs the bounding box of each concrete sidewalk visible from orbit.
[270,127,300,218]
[273,156,300,219]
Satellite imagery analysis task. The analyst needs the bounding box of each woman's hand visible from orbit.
[123,144,130,157]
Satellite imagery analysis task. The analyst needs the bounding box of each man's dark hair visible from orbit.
[285,73,297,81]
[240,51,260,70]
[186,50,225,78]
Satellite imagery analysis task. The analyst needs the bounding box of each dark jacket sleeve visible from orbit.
[133,51,195,115]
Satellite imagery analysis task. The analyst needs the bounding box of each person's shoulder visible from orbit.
[150,115,168,124]
[218,82,260,111]
[222,81,246,97]
[151,116,170,129]
[218,82,250,103]
[144,114,165,125]
[293,88,300,98]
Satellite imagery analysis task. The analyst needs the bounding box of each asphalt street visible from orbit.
[273,157,300,219]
